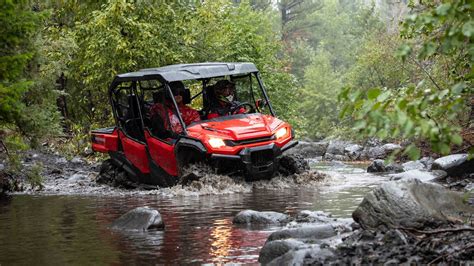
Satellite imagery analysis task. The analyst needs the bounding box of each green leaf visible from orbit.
[435,4,451,16]
[377,91,391,102]
[451,134,463,145]
[462,20,474,37]
[367,88,381,100]
[396,44,412,61]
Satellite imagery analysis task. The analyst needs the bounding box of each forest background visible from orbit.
[1,0,472,160]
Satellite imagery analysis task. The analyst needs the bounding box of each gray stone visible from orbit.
[326,140,350,156]
[419,157,434,170]
[324,153,335,161]
[288,141,328,158]
[233,210,290,225]
[267,225,337,242]
[55,157,67,164]
[432,154,474,177]
[344,144,362,160]
[389,169,447,182]
[295,210,333,224]
[364,146,386,159]
[382,143,402,153]
[0,164,4,171]
[385,163,403,173]
[68,172,88,182]
[402,161,425,171]
[70,156,84,164]
[352,179,474,229]
[367,159,386,173]
[259,239,304,264]
[110,206,164,231]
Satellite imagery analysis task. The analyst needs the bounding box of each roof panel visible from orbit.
[115,62,258,83]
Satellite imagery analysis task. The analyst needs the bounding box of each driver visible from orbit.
[207,80,246,119]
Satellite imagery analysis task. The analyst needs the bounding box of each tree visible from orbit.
[340,0,473,158]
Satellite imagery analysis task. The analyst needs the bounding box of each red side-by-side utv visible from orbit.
[91,62,301,187]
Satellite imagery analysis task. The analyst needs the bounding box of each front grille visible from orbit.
[225,135,275,146]
[251,149,273,166]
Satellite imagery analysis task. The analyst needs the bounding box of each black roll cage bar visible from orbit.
[108,72,276,137]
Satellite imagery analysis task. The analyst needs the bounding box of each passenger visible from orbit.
[207,80,245,119]
[150,81,200,135]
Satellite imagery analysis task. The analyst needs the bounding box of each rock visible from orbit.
[363,146,386,160]
[288,141,328,158]
[82,147,94,157]
[432,154,474,177]
[55,157,67,164]
[419,157,434,170]
[70,156,84,164]
[110,206,164,231]
[385,163,403,173]
[352,179,474,229]
[382,143,402,153]
[367,159,386,173]
[68,172,88,182]
[0,164,4,171]
[50,168,62,174]
[402,160,426,171]
[295,210,333,224]
[267,225,338,242]
[326,140,349,156]
[259,239,304,265]
[389,169,447,182]
[344,144,362,160]
[268,245,335,266]
[233,210,290,225]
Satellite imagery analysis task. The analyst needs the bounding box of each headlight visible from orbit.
[274,127,288,139]
[208,137,226,148]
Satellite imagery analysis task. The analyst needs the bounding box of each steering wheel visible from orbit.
[230,102,255,114]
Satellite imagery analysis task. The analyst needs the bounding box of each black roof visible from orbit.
[114,62,258,83]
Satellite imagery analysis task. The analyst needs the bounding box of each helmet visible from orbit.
[214,80,235,103]
[169,81,185,96]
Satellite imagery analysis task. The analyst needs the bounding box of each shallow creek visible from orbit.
[0,160,388,264]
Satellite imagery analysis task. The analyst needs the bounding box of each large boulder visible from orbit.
[402,160,426,171]
[389,169,447,182]
[110,206,164,231]
[288,141,328,158]
[353,179,474,229]
[233,210,290,225]
[432,154,474,177]
[258,239,305,265]
[344,144,363,160]
[326,140,350,156]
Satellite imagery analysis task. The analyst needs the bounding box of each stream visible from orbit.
[0,159,388,264]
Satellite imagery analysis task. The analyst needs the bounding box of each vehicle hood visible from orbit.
[188,113,284,140]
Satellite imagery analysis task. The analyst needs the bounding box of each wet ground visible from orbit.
[0,154,389,264]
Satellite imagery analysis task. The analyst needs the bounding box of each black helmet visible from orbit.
[169,81,185,96]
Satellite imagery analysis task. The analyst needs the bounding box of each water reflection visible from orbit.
[0,162,389,264]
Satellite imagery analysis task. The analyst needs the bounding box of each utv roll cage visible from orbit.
[109,62,276,136]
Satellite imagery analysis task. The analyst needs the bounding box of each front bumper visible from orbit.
[210,140,298,180]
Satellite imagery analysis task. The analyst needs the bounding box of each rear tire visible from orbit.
[279,154,309,176]
[96,159,136,188]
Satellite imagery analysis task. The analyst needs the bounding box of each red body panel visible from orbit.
[145,131,179,176]
[187,114,292,155]
[119,131,150,174]
[91,129,119,153]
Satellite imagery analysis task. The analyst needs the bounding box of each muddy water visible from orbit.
[0,161,388,264]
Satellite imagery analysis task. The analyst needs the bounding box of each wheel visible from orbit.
[96,159,136,188]
[279,154,309,176]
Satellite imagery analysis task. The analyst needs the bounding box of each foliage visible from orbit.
[0,1,62,146]
[293,0,383,138]
[340,0,473,158]
[26,162,44,190]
